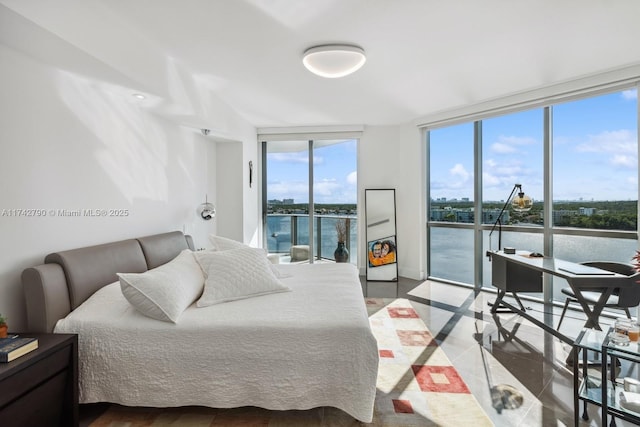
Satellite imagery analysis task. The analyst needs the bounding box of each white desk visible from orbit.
[490,251,632,343]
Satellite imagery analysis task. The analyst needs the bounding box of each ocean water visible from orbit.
[430,227,638,302]
[267,215,637,303]
[266,215,358,264]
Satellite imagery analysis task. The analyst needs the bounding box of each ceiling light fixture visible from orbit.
[302,44,366,78]
[132,93,146,100]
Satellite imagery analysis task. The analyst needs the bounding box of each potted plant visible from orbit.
[633,251,640,274]
[0,314,7,338]
[334,218,349,263]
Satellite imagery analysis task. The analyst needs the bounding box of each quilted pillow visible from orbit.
[209,235,249,251]
[194,247,291,307]
[118,249,204,323]
[208,235,292,279]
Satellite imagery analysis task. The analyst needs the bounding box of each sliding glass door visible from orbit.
[262,138,358,264]
[263,140,309,259]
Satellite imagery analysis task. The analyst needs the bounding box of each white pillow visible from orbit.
[269,264,293,279]
[209,235,249,251]
[194,247,291,307]
[118,249,204,323]
[208,235,292,279]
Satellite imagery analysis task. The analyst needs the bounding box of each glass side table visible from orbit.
[573,328,609,426]
[602,328,640,427]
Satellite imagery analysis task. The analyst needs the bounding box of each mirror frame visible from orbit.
[365,189,398,281]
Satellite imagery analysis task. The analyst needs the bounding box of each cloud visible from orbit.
[482,157,538,198]
[267,176,358,204]
[576,129,636,153]
[267,180,310,203]
[611,154,636,168]
[575,129,638,168]
[449,163,469,180]
[482,172,501,186]
[484,158,527,177]
[482,169,523,188]
[269,152,323,164]
[491,142,516,154]
[491,135,537,154]
[314,178,340,194]
[432,163,471,192]
[346,171,357,185]
[622,89,638,100]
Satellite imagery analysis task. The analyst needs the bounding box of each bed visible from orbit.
[22,231,378,422]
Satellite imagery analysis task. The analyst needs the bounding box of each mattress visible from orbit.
[54,262,378,422]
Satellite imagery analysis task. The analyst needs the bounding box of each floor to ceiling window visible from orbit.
[427,86,638,304]
[428,122,475,284]
[262,138,358,264]
[480,108,544,295]
[550,91,639,301]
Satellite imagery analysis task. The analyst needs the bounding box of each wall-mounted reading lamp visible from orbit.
[197,195,215,220]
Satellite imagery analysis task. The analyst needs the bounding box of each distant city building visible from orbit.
[430,207,511,224]
[430,208,470,222]
[455,210,473,222]
[553,209,577,223]
[430,197,470,202]
[430,209,448,221]
[268,198,295,205]
[579,207,596,216]
[482,209,509,224]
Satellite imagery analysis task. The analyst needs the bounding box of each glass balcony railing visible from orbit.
[266,214,357,264]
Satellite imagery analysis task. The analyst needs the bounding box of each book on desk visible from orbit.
[0,336,38,362]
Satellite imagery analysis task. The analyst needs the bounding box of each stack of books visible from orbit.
[0,336,38,362]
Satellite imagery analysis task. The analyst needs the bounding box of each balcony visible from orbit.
[266,214,357,264]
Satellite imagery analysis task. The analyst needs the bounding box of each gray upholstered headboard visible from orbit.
[22,231,195,333]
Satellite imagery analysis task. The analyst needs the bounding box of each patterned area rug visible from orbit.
[366,298,491,426]
[89,298,491,426]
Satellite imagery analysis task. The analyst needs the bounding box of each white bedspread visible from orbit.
[54,262,378,422]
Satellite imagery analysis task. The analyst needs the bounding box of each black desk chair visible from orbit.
[557,261,640,330]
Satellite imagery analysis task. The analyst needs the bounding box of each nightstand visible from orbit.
[0,333,78,427]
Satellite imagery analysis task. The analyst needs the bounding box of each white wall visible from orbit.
[0,7,429,333]
[358,125,425,280]
[0,40,256,331]
[214,141,244,242]
[395,124,426,279]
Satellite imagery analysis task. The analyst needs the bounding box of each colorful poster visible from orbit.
[368,235,397,268]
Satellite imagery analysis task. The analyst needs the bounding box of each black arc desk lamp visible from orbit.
[487,184,533,312]
[487,183,532,256]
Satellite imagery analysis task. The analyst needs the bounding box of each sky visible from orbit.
[266,139,357,204]
[430,89,638,202]
[265,89,638,205]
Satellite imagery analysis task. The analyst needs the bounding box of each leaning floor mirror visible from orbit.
[365,189,398,281]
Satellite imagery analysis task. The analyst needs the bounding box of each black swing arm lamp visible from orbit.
[487,184,532,256]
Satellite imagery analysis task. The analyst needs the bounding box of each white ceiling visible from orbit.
[3,0,640,129]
